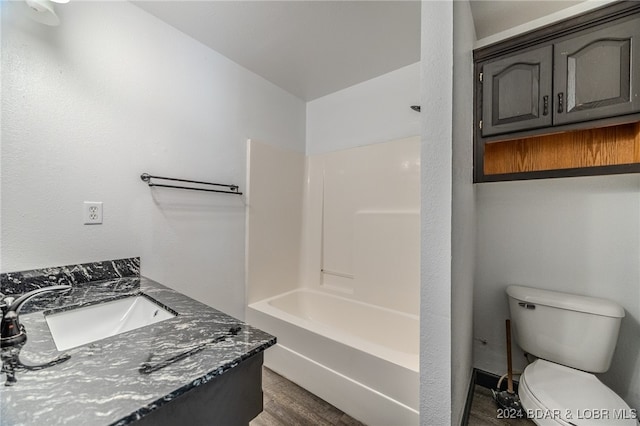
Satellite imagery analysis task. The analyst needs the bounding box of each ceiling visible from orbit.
[131,0,585,102]
[469,0,585,40]
[132,1,421,101]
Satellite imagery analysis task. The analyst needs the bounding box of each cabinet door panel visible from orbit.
[554,16,640,125]
[482,46,553,136]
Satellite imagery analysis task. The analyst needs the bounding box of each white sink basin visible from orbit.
[45,295,176,351]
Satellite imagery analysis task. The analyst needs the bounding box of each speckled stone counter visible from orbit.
[0,258,276,426]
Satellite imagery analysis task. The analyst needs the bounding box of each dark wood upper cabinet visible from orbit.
[473,1,640,183]
[554,16,640,125]
[482,46,553,136]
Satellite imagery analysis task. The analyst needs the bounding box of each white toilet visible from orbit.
[506,285,638,426]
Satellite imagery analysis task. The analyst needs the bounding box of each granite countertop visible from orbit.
[0,258,276,426]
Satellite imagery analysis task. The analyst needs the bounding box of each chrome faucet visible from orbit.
[1,285,71,348]
[0,285,72,385]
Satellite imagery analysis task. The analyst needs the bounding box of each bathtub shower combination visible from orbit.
[246,137,420,425]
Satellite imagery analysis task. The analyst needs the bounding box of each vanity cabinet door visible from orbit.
[481,45,553,137]
[554,16,640,125]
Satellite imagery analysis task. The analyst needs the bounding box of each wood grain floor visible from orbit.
[468,386,535,426]
[252,369,535,426]
[250,368,365,426]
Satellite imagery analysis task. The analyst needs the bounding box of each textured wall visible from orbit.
[474,174,640,411]
[451,1,477,424]
[420,1,453,424]
[1,1,305,319]
[472,0,640,413]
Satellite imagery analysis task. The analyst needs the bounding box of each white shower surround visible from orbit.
[246,137,420,425]
[247,289,419,425]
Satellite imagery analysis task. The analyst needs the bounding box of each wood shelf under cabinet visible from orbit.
[482,122,640,178]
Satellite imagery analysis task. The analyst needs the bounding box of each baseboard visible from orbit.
[475,368,520,393]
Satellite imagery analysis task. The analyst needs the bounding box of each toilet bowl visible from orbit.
[518,359,637,425]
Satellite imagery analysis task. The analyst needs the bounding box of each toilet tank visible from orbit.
[506,285,625,373]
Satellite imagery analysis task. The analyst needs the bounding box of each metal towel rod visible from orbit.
[140,173,242,195]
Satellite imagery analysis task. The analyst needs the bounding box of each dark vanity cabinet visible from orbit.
[474,2,640,182]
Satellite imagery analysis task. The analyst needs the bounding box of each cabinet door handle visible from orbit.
[557,92,564,113]
[543,95,549,116]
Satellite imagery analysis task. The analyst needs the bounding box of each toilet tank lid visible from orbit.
[506,285,625,318]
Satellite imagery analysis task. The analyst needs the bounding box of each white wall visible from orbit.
[420,1,453,424]
[306,62,420,155]
[1,1,305,320]
[471,0,640,413]
[474,175,640,410]
[451,1,477,424]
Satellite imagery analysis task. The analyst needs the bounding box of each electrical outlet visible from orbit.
[83,202,103,225]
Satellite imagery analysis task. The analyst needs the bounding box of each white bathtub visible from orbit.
[246,288,419,425]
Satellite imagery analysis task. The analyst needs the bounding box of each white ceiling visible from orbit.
[131,1,585,102]
[469,0,585,40]
[132,1,421,101]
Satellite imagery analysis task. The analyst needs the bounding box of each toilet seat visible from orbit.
[519,359,637,425]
